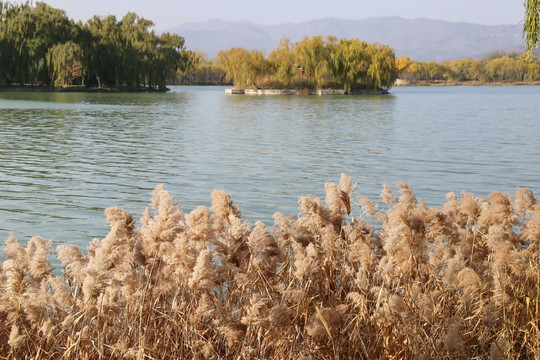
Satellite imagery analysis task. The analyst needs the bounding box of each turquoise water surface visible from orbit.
[1,85,539,253]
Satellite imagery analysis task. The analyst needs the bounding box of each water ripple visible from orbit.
[1,86,539,262]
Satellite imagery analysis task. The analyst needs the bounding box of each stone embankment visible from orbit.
[225,88,346,95]
[225,88,388,95]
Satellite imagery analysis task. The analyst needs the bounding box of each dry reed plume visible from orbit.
[1,175,539,359]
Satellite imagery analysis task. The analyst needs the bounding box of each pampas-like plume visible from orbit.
[218,321,247,349]
[478,192,516,233]
[185,206,212,243]
[515,187,536,215]
[325,182,346,222]
[4,234,29,276]
[443,317,464,353]
[24,236,52,282]
[381,182,398,204]
[298,194,333,228]
[292,242,318,280]
[247,221,279,276]
[8,324,24,350]
[241,293,270,326]
[457,267,482,294]
[2,259,23,296]
[188,248,216,292]
[306,307,342,341]
[140,184,185,255]
[210,189,241,234]
[1,177,538,359]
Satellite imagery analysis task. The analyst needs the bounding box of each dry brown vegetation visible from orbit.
[1,174,539,359]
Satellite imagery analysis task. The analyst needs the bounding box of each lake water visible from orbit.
[1,85,539,257]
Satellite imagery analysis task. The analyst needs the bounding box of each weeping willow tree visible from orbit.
[0,2,186,89]
[215,47,268,88]
[524,0,540,55]
[268,37,296,87]
[0,1,73,86]
[47,41,84,86]
[294,36,333,88]
[330,38,369,93]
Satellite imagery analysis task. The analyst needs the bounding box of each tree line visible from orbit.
[180,36,398,92]
[0,1,187,89]
[179,44,540,90]
[2,1,538,90]
[395,52,540,84]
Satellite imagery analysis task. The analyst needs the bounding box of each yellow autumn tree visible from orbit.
[395,55,412,76]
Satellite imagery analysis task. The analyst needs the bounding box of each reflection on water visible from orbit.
[1,86,539,261]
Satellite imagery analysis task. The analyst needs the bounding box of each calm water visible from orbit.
[1,85,539,257]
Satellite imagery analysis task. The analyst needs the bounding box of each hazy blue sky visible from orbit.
[40,0,525,31]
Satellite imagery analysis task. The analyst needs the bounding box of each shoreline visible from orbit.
[394,80,540,86]
[3,81,538,94]
[225,88,388,95]
[0,86,169,93]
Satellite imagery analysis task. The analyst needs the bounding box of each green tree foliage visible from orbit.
[0,1,186,89]
[47,41,84,86]
[0,1,72,85]
[365,43,397,90]
[330,38,369,92]
[82,15,121,88]
[246,49,269,88]
[294,36,332,88]
[268,37,296,86]
[176,51,226,84]
[177,49,203,82]
[28,2,74,83]
[215,47,250,87]
[215,48,268,88]
[81,13,184,89]
[118,12,155,87]
[0,2,13,85]
[151,33,185,89]
[524,0,540,55]
[222,36,397,92]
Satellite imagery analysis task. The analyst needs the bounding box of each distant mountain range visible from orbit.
[167,17,525,61]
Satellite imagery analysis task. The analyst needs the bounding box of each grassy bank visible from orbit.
[1,175,538,359]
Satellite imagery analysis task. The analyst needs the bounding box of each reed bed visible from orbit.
[1,174,539,359]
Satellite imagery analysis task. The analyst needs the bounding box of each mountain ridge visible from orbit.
[167,17,524,61]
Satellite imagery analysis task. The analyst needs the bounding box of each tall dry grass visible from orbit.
[1,175,538,359]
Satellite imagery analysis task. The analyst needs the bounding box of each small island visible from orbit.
[217,36,397,95]
[225,88,391,95]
